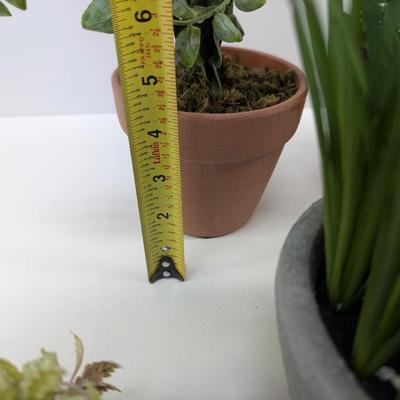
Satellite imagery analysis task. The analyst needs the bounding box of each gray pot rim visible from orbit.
[275,200,370,400]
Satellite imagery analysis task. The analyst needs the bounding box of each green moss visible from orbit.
[176,55,297,113]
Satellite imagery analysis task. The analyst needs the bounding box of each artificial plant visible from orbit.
[292,0,400,378]
[0,0,26,16]
[82,0,267,91]
[0,335,120,400]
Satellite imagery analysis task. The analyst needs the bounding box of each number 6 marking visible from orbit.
[135,10,152,22]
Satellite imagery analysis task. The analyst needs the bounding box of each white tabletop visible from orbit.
[0,109,321,400]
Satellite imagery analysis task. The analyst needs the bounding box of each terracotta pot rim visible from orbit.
[178,46,308,121]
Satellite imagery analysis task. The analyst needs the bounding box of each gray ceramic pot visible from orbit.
[275,200,370,400]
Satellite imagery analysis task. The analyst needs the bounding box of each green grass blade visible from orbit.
[292,0,338,286]
[374,277,400,348]
[342,74,400,304]
[352,206,392,370]
[0,1,11,15]
[361,330,400,378]
[5,0,26,11]
[323,0,368,306]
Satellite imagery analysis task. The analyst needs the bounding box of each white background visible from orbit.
[0,0,301,117]
[0,111,321,400]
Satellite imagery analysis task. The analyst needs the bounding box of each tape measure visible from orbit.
[109,0,185,283]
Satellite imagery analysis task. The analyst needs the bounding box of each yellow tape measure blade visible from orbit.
[109,0,185,282]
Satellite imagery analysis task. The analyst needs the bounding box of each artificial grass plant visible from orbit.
[292,0,400,378]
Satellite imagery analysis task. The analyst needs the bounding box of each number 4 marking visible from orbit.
[148,129,161,138]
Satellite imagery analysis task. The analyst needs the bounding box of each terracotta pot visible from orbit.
[112,47,308,237]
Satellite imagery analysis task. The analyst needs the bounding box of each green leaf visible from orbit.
[362,330,400,377]
[175,25,201,68]
[86,383,101,400]
[195,52,207,78]
[173,0,197,19]
[234,0,266,12]
[210,58,223,97]
[227,0,234,15]
[0,2,11,16]
[190,5,218,23]
[212,32,222,69]
[212,13,243,42]
[352,156,400,375]
[377,276,400,340]
[292,1,327,159]
[173,0,231,26]
[81,0,113,34]
[0,359,21,400]
[229,14,244,36]
[5,0,26,10]
[20,350,65,400]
